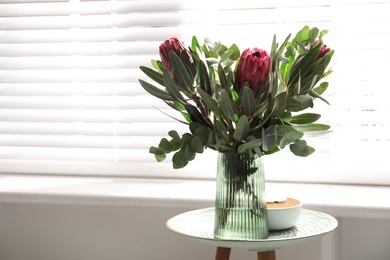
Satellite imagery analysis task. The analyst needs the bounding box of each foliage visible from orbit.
[139,25,334,169]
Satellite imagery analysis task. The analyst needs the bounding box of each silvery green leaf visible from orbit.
[233,115,250,141]
[140,66,164,85]
[237,139,262,154]
[290,113,321,124]
[197,88,217,112]
[191,136,204,153]
[286,95,314,112]
[170,52,193,93]
[168,130,181,141]
[309,27,319,44]
[289,140,315,157]
[149,146,166,162]
[293,123,330,132]
[241,86,256,117]
[158,138,173,153]
[138,79,174,101]
[220,89,236,122]
[163,70,187,104]
[172,151,189,169]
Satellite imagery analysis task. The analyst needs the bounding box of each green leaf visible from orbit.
[158,138,173,153]
[199,60,212,95]
[275,125,304,145]
[309,88,330,105]
[229,43,240,60]
[214,120,229,141]
[309,27,319,44]
[191,136,204,153]
[149,146,166,162]
[262,126,277,151]
[312,81,328,96]
[168,130,181,141]
[163,70,187,104]
[138,79,174,101]
[220,89,236,122]
[241,86,256,117]
[290,140,315,157]
[191,36,201,59]
[140,66,164,86]
[293,123,330,132]
[197,88,218,112]
[184,145,196,161]
[172,151,189,169]
[237,139,262,154]
[291,113,321,124]
[218,64,228,91]
[286,95,314,112]
[220,49,234,63]
[233,115,250,141]
[294,25,310,45]
[288,43,321,87]
[184,104,210,126]
[193,124,211,144]
[170,52,193,93]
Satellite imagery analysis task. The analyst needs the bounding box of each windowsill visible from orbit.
[0,174,389,219]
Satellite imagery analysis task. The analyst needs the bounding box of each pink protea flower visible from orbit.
[313,40,331,60]
[235,48,270,97]
[159,37,195,82]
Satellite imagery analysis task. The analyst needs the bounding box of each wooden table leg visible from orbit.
[257,250,276,260]
[215,247,231,260]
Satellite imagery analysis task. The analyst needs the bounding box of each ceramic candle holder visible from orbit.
[266,197,302,230]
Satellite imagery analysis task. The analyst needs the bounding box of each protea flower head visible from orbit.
[313,40,331,60]
[235,48,271,97]
[159,37,195,82]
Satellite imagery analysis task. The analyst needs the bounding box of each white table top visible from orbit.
[166,208,338,252]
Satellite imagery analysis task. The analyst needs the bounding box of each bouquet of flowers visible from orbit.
[139,25,334,169]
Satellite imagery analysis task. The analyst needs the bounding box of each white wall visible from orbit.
[1,201,390,260]
[0,177,390,260]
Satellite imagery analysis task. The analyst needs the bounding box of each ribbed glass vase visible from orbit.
[214,152,269,240]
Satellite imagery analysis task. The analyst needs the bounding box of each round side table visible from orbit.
[166,208,338,260]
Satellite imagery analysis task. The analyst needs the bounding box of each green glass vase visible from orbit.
[214,152,269,240]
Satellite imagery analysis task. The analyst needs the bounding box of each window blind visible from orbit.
[0,0,216,178]
[0,0,389,185]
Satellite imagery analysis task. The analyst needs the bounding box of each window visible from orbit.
[0,0,389,185]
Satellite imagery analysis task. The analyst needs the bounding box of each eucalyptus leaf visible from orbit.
[149,146,166,162]
[309,27,319,44]
[220,49,234,63]
[237,139,262,154]
[158,138,173,153]
[191,136,204,153]
[168,130,181,141]
[289,140,315,157]
[229,43,240,60]
[172,150,189,169]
